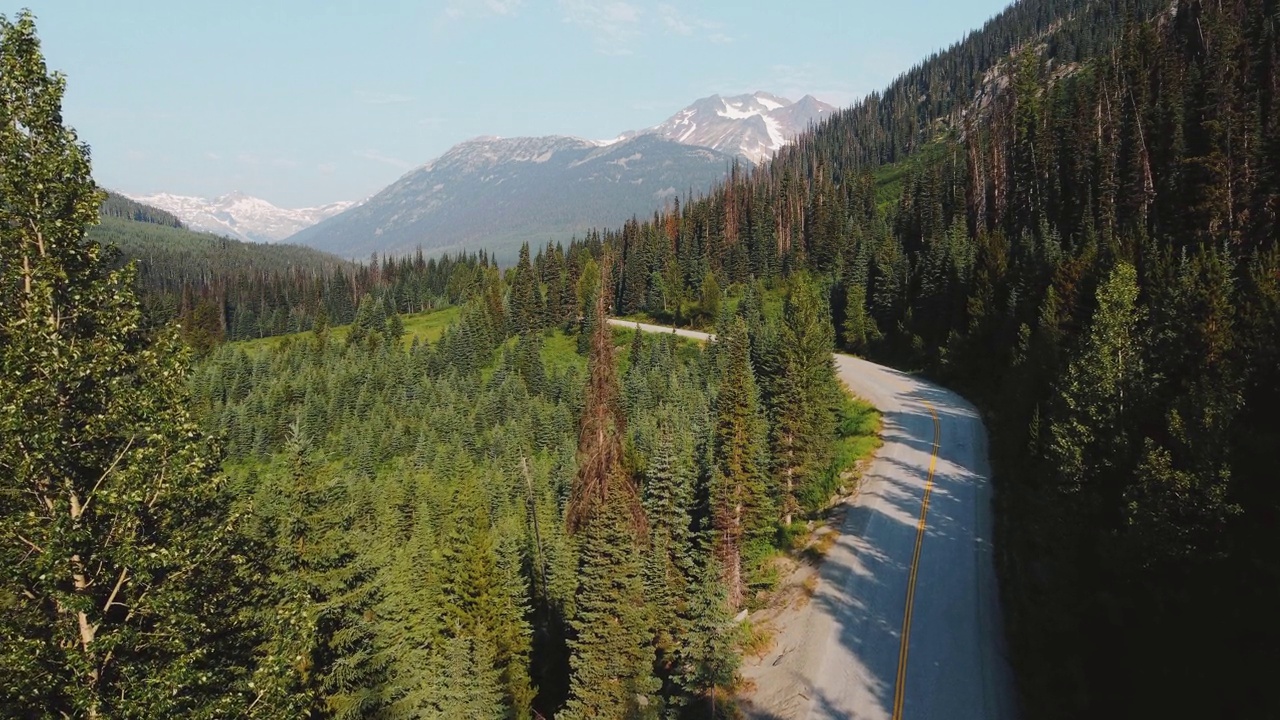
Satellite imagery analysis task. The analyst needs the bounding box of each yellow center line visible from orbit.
[892,399,941,720]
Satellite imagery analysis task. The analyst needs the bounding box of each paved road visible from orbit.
[610,320,1017,720]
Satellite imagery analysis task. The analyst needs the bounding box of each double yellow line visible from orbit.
[892,400,941,720]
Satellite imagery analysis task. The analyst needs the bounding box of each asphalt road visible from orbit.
[610,319,1017,720]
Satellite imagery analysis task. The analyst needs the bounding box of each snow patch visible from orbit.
[756,95,784,111]
[717,98,757,120]
[762,115,787,150]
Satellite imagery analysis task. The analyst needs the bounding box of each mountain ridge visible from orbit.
[286,133,737,260]
[616,91,835,164]
[128,191,356,244]
[283,91,828,258]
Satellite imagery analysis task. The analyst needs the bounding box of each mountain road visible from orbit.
[609,319,1017,720]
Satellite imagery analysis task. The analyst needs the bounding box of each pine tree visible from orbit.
[709,317,772,609]
[1048,261,1146,501]
[560,494,659,720]
[698,270,722,324]
[673,552,739,716]
[771,274,839,523]
[561,265,657,718]
[508,242,543,336]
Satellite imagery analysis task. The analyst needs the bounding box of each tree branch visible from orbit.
[77,436,135,519]
[14,533,45,555]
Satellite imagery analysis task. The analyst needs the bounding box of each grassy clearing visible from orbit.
[830,392,881,482]
[618,282,788,332]
[398,306,460,345]
[540,329,583,374]
[871,138,952,213]
[738,620,776,661]
[796,390,881,511]
[232,305,460,354]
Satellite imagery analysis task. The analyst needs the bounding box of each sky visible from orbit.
[12,0,1012,208]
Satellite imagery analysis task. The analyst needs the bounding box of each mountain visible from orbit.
[615,91,836,164]
[127,191,355,244]
[286,133,737,260]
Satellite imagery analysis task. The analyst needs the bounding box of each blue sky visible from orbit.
[14,0,1012,208]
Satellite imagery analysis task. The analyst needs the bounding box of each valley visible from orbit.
[4,0,1280,718]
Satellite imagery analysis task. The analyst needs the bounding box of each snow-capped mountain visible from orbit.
[285,90,833,259]
[617,91,836,164]
[287,134,735,260]
[127,191,355,244]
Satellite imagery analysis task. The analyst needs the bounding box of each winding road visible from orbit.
[610,319,1017,720]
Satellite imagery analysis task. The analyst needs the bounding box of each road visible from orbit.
[610,319,1017,720]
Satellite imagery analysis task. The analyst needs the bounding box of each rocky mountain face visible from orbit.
[616,91,836,164]
[127,191,355,244]
[285,134,736,260]
[280,90,832,259]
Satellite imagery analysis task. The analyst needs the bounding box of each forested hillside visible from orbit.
[3,11,875,717]
[89,207,494,349]
[589,0,1280,716]
[98,190,185,227]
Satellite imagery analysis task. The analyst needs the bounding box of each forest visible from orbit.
[588,0,1280,716]
[4,0,1280,716]
[2,11,867,718]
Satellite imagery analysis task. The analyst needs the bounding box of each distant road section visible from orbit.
[610,319,1017,720]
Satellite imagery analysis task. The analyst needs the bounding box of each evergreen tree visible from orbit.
[1048,261,1145,502]
[508,243,543,336]
[560,493,660,720]
[698,271,721,324]
[562,267,658,719]
[771,275,839,522]
[709,318,772,609]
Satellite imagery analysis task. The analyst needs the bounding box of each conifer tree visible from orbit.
[562,266,657,718]
[698,270,722,324]
[674,553,739,715]
[771,274,839,522]
[1048,261,1145,501]
[709,317,772,609]
[508,242,543,336]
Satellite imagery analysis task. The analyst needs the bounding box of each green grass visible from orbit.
[798,390,882,511]
[540,329,584,375]
[231,305,460,354]
[871,138,953,214]
[829,391,882,480]
[399,306,461,345]
[619,282,788,332]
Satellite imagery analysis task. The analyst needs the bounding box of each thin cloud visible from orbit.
[354,149,413,170]
[558,0,641,55]
[657,3,733,43]
[442,0,523,21]
[205,151,222,161]
[759,64,857,107]
[317,162,337,176]
[356,90,414,105]
[236,152,260,166]
[657,3,693,34]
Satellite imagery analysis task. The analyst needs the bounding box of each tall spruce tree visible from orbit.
[771,274,839,523]
[561,269,657,719]
[709,317,772,609]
